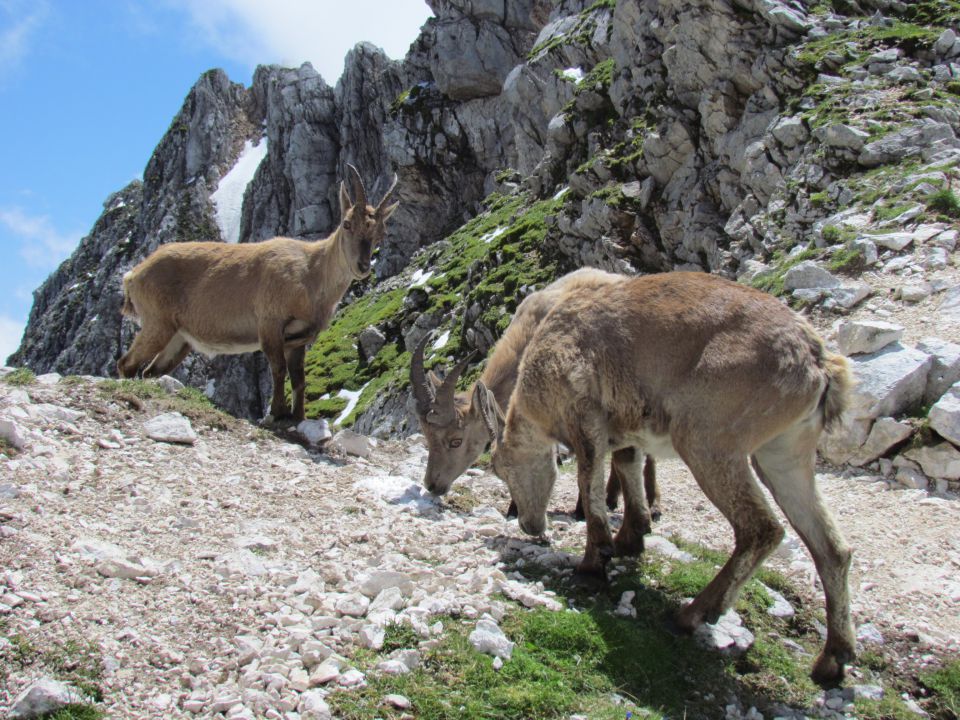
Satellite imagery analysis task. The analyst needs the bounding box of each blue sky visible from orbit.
[0,0,432,362]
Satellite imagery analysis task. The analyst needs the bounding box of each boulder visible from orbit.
[917,338,960,405]
[846,344,933,420]
[903,443,960,480]
[783,261,840,291]
[469,617,514,659]
[836,320,904,356]
[929,383,960,446]
[848,418,913,467]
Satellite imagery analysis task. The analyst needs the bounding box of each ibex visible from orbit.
[410,268,660,523]
[118,165,398,423]
[478,271,854,683]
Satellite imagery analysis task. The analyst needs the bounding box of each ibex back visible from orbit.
[480,271,854,683]
[118,165,398,422]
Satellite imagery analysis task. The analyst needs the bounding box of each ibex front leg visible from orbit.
[572,430,614,582]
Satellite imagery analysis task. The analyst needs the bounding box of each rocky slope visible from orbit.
[1,373,959,719]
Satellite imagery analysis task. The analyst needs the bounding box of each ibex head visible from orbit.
[410,336,497,495]
[339,164,399,279]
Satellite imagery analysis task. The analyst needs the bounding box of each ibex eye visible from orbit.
[343,220,352,230]
[449,439,462,448]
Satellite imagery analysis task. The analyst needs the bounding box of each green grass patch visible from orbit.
[828,243,868,274]
[302,191,561,426]
[382,622,422,654]
[927,188,960,218]
[749,247,820,296]
[3,368,35,386]
[922,660,960,718]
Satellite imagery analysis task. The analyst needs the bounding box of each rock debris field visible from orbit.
[1,373,959,719]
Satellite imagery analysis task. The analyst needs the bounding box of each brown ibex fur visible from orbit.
[410,268,660,522]
[481,271,854,683]
[118,165,398,422]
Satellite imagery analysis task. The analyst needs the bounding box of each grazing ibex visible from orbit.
[410,268,660,523]
[118,165,398,423]
[479,272,854,683]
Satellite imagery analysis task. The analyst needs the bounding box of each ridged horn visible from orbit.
[377,173,399,210]
[346,163,367,207]
[429,350,477,425]
[410,335,436,415]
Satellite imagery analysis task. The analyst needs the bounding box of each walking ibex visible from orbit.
[411,268,660,523]
[118,165,398,423]
[479,271,854,683]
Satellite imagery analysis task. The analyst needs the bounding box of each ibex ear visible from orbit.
[339,180,353,219]
[473,381,504,444]
[379,201,399,222]
[427,370,443,394]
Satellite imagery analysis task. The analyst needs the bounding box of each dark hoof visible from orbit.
[505,501,518,519]
[571,502,585,522]
[572,565,608,589]
[650,505,662,522]
[614,534,645,558]
[606,496,619,512]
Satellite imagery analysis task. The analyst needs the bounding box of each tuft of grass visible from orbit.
[749,247,820,296]
[98,378,166,401]
[3,368,36,386]
[922,660,960,718]
[829,243,867,274]
[381,622,421,654]
[927,188,960,218]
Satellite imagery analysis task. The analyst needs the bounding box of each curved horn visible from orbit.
[346,163,367,208]
[377,173,399,210]
[410,335,436,415]
[432,350,477,419]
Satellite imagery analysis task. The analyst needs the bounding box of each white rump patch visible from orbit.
[212,138,268,243]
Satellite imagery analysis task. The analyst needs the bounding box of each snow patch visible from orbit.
[561,67,584,83]
[552,186,570,201]
[212,139,268,243]
[355,472,436,510]
[409,269,434,287]
[480,227,507,244]
[432,330,450,350]
[335,382,369,426]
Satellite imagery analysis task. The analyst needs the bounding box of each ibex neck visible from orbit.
[306,228,354,300]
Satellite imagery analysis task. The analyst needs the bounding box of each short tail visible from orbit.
[821,352,852,431]
[121,271,138,320]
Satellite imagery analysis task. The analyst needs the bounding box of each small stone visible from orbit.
[929,384,960,446]
[297,419,332,445]
[9,678,84,719]
[359,624,385,650]
[0,419,27,450]
[338,668,366,687]
[334,593,370,618]
[158,375,185,393]
[330,429,374,458]
[857,622,885,646]
[469,617,514,660]
[143,412,197,445]
[904,443,960,480]
[384,694,412,710]
[836,320,904,356]
[854,685,885,702]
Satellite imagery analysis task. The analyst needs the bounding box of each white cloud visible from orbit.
[168,0,432,83]
[0,207,81,270]
[0,1,49,78]
[0,314,25,364]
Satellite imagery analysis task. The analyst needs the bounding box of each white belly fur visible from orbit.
[179,331,261,358]
[621,428,679,460]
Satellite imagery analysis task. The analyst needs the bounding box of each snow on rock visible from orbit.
[211,138,268,243]
[409,268,435,287]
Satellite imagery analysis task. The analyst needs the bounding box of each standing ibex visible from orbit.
[479,272,854,683]
[411,268,660,523]
[118,165,398,423]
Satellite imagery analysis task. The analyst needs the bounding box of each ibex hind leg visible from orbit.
[260,327,291,423]
[753,422,854,684]
[117,324,179,378]
[675,448,784,629]
[644,456,662,521]
[571,431,615,583]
